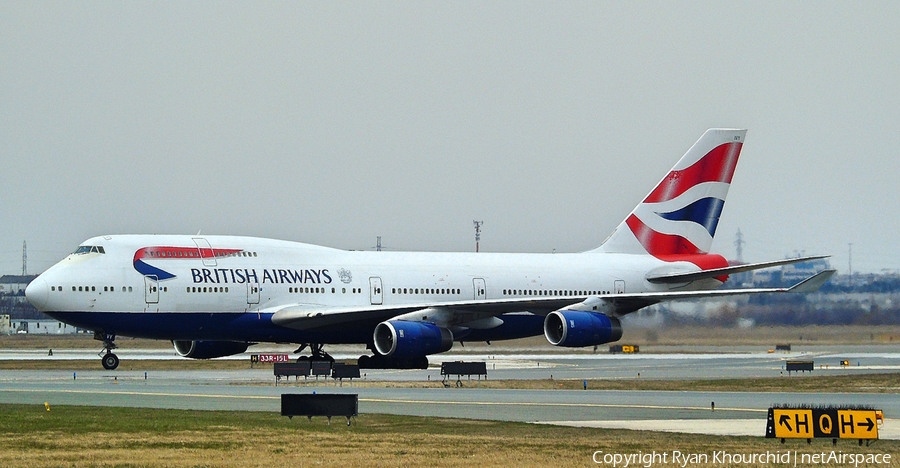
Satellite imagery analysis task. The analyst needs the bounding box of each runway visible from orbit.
[5,343,900,380]
[1,345,899,439]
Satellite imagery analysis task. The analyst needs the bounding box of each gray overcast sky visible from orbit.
[2,2,898,274]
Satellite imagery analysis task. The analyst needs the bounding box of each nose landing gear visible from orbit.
[94,332,120,370]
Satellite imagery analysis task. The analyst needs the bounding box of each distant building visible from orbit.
[0,275,37,297]
[8,319,83,335]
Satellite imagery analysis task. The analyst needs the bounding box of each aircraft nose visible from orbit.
[25,277,49,311]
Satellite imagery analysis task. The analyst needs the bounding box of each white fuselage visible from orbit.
[25,234,715,344]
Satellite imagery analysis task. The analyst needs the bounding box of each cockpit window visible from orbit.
[74,245,106,255]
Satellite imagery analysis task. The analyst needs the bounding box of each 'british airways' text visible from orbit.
[190,268,332,284]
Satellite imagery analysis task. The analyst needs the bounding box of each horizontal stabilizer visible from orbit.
[646,255,830,284]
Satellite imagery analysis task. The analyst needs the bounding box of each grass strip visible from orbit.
[0,404,896,468]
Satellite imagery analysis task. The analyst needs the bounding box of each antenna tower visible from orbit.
[473,220,483,253]
[22,241,27,276]
[376,236,382,252]
[848,243,853,285]
[733,229,745,263]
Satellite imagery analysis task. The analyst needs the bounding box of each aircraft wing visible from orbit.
[271,270,835,330]
[269,297,572,331]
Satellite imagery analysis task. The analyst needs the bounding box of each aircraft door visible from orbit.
[144,276,159,304]
[369,277,383,305]
[474,278,486,300]
[614,280,625,294]
[192,238,217,267]
[247,282,260,305]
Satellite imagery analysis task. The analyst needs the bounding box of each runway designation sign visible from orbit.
[251,354,290,364]
[766,408,879,440]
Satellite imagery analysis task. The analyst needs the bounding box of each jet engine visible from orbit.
[373,320,453,358]
[543,311,622,348]
[173,340,250,359]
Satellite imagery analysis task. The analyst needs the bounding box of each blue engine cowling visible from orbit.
[543,311,623,347]
[373,321,453,358]
[173,340,250,359]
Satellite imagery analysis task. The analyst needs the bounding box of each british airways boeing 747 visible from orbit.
[25,129,834,369]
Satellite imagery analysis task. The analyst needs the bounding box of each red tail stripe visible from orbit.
[626,215,702,256]
[644,142,741,203]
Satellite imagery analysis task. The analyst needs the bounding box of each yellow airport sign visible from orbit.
[837,410,879,439]
[771,409,813,438]
[767,408,879,440]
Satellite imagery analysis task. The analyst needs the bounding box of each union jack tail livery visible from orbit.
[594,128,745,257]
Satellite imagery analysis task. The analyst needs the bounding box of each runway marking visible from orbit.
[360,398,766,413]
[0,388,280,400]
[0,388,765,413]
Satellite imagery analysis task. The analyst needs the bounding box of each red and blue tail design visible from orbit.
[593,128,746,258]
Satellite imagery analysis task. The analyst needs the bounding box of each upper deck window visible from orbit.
[73,245,106,255]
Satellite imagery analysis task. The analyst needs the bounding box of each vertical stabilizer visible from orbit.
[592,128,746,256]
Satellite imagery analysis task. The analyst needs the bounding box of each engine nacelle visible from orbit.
[543,311,623,348]
[373,321,453,358]
[173,340,250,359]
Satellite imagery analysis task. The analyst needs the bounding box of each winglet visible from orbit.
[787,269,836,293]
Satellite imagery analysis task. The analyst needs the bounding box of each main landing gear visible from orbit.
[94,332,120,370]
[293,343,334,363]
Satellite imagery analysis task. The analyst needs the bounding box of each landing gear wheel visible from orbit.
[102,353,119,370]
[294,343,335,363]
[309,343,334,363]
